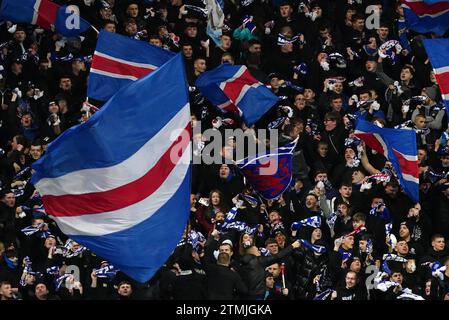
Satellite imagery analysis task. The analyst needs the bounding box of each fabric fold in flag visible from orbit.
[235,140,297,200]
[32,54,192,283]
[195,64,279,126]
[88,30,175,101]
[422,38,449,114]
[401,0,449,35]
[0,0,91,37]
[354,120,419,203]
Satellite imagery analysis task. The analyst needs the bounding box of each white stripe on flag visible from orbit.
[52,145,191,236]
[35,104,190,196]
[397,153,418,161]
[402,173,419,184]
[442,93,449,100]
[94,51,157,70]
[434,66,449,75]
[90,68,138,81]
[234,83,261,105]
[32,0,42,25]
[219,66,247,90]
[373,133,389,158]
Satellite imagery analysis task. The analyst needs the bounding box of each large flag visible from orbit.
[88,30,175,101]
[423,0,449,3]
[401,0,449,35]
[422,38,449,116]
[0,0,91,37]
[354,120,419,203]
[31,54,192,283]
[195,64,279,126]
[235,140,296,200]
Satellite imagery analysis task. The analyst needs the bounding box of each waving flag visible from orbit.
[0,0,91,37]
[32,54,191,283]
[354,120,419,203]
[401,0,449,35]
[235,140,296,200]
[88,30,175,101]
[195,64,279,126]
[422,38,449,116]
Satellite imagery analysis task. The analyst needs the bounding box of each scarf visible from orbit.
[94,264,119,279]
[4,255,18,269]
[291,216,321,231]
[313,288,333,300]
[300,239,327,254]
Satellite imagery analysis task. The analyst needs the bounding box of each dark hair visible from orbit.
[351,13,365,22]
[353,212,366,223]
[432,234,445,242]
[13,134,27,147]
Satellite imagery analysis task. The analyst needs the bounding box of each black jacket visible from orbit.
[239,245,294,298]
[206,264,248,300]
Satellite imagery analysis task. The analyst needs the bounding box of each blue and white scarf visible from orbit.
[313,288,333,300]
[299,239,327,254]
[291,216,321,231]
[94,264,119,279]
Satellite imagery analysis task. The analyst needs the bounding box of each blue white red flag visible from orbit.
[88,30,175,101]
[0,0,91,37]
[422,38,449,117]
[235,140,296,200]
[31,54,192,283]
[401,0,449,35]
[354,120,419,203]
[195,64,279,126]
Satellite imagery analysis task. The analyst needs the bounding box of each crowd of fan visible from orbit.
[1,0,449,300]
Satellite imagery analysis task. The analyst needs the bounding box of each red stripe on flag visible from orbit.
[222,69,258,103]
[402,0,449,16]
[36,0,59,30]
[435,72,449,95]
[91,54,155,79]
[392,149,419,178]
[42,124,191,217]
[353,132,386,156]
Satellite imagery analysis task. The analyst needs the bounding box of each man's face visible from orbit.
[279,5,292,18]
[395,241,409,255]
[104,23,116,33]
[353,19,365,32]
[150,38,162,47]
[418,149,427,163]
[118,284,132,297]
[127,4,139,17]
[365,60,377,72]
[359,92,371,102]
[432,237,445,251]
[125,22,137,35]
[35,284,48,299]
[269,211,280,223]
[266,243,279,255]
[266,264,281,278]
[219,165,230,179]
[21,114,32,128]
[315,173,328,182]
[333,82,343,94]
[304,89,315,100]
[219,244,232,257]
[186,26,197,38]
[194,59,206,73]
[1,193,15,208]
[400,68,413,81]
[343,236,354,250]
[59,78,72,91]
[317,144,328,157]
[339,185,352,199]
[350,259,361,272]
[30,145,43,160]
[345,272,357,288]
[442,156,449,167]
[44,237,56,249]
[249,44,261,54]
[14,31,26,42]
[305,195,317,209]
[182,45,193,59]
[294,94,306,110]
[330,98,343,112]
[352,170,365,184]
[100,7,112,19]
[391,272,403,284]
[385,184,399,196]
[221,36,231,50]
[414,117,426,129]
[0,284,13,299]
[324,118,337,131]
[275,233,286,245]
[11,62,23,74]
[377,27,389,39]
[399,225,410,239]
